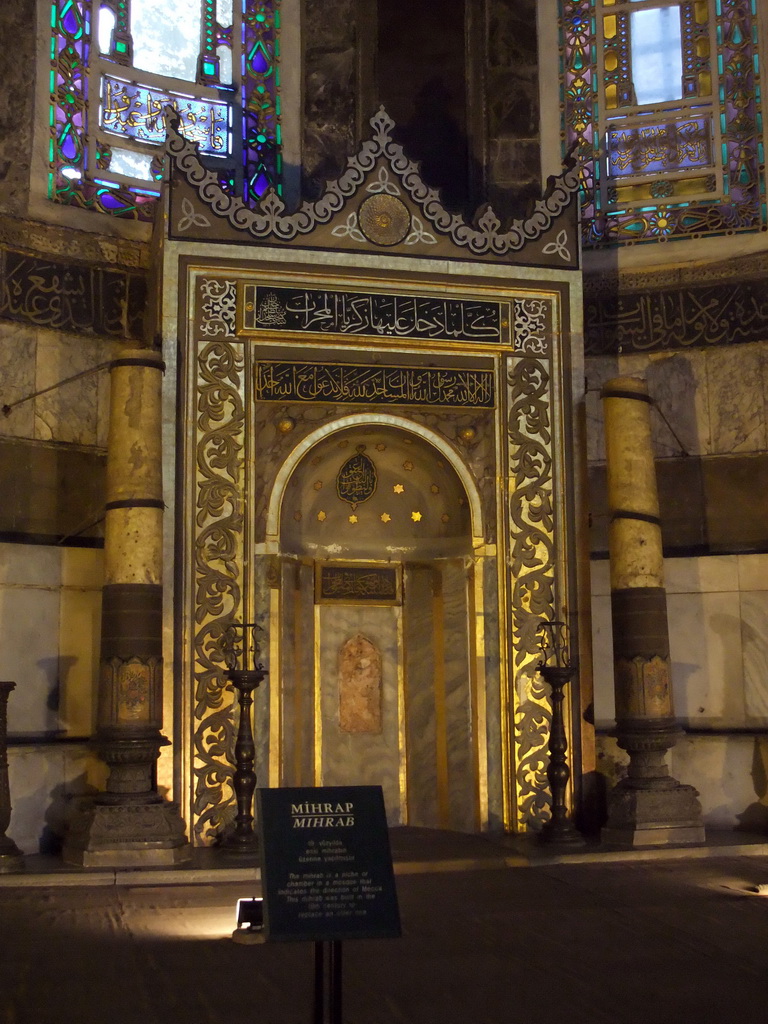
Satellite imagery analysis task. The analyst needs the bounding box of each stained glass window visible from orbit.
[560,0,765,246]
[49,0,281,220]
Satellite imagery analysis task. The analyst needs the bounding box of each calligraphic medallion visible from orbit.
[337,446,378,508]
[358,194,411,246]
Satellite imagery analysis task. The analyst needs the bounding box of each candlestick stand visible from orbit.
[223,667,266,856]
[538,662,585,847]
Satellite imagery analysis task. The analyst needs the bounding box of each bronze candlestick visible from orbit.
[221,623,267,855]
[537,622,585,847]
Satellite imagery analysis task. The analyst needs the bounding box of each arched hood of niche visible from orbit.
[266,414,484,558]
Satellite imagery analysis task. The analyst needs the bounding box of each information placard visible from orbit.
[257,786,401,942]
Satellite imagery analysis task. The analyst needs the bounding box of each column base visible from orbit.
[602,780,705,847]
[63,799,191,868]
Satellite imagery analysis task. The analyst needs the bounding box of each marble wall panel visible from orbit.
[737,553,768,592]
[7,744,108,854]
[590,559,611,597]
[667,590,744,725]
[61,547,104,589]
[668,734,767,830]
[278,560,300,787]
[584,356,618,464]
[644,351,709,457]
[740,591,768,724]
[587,342,768,465]
[0,542,61,586]
[0,544,101,738]
[611,351,710,459]
[442,560,474,833]
[592,554,768,729]
[404,566,438,828]
[34,331,103,446]
[704,344,766,455]
[664,555,739,595]
[0,585,61,735]
[481,555,504,829]
[318,604,401,823]
[0,323,36,440]
[57,586,100,736]
[590,592,615,725]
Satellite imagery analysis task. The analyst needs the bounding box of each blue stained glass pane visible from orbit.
[101,77,230,155]
[631,7,683,105]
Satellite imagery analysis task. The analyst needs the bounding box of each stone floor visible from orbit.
[1,829,767,1024]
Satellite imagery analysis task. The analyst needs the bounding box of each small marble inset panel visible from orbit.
[338,634,383,735]
[114,658,152,723]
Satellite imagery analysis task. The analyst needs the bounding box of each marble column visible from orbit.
[63,350,190,866]
[601,377,704,846]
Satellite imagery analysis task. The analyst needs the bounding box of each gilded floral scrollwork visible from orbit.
[192,341,244,843]
[507,356,556,830]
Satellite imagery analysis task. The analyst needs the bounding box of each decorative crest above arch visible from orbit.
[167,108,580,268]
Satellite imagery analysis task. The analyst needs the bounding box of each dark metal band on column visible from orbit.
[101,583,162,660]
[611,586,673,724]
[601,387,653,404]
[98,583,163,736]
[111,356,166,371]
[610,587,670,663]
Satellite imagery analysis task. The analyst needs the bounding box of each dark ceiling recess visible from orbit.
[376,0,470,214]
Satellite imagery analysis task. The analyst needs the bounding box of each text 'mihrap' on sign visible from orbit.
[257,785,401,942]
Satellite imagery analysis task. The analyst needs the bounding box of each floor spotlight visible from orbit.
[232,897,265,944]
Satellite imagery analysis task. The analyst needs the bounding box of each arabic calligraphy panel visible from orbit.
[254,361,495,409]
[241,284,510,345]
[316,564,402,606]
[0,247,146,340]
[584,278,768,355]
[101,76,230,156]
[606,116,713,179]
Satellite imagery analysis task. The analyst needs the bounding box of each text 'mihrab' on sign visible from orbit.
[257,785,401,943]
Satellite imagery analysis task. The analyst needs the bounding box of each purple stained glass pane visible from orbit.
[60,131,78,160]
[62,4,82,37]
[98,190,131,210]
[250,171,270,196]
[250,45,270,75]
